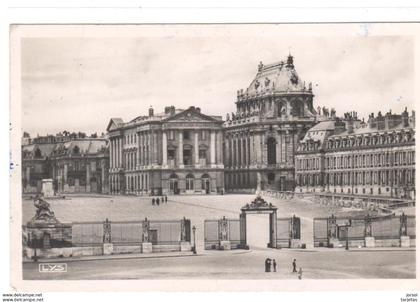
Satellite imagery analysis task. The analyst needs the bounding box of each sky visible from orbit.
[21,28,414,137]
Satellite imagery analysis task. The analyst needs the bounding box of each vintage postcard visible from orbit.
[9,23,420,291]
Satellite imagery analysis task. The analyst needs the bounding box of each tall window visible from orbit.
[267,137,276,165]
[186,173,194,190]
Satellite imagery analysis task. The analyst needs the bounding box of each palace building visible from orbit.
[22,54,416,201]
[106,106,224,195]
[223,55,318,192]
[295,109,416,200]
[21,133,109,194]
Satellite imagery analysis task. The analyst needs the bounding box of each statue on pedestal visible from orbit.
[219,216,228,241]
[142,218,150,242]
[364,214,372,237]
[103,218,112,243]
[31,195,59,223]
[400,212,408,236]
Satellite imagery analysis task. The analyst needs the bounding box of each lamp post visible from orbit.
[192,225,197,254]
[32,233,38,262]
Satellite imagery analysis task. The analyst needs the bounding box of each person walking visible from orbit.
[298,267,303,279]
[156,197,160,206]
[292,259,297,273]
[165,195,168,203]
[272,259,277,272]
[152,198,155,206]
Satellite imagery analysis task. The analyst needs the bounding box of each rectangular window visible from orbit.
[201,130,206,140]
[183,130,190,140]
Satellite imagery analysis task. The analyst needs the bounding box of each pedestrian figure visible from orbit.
[298,267,303,279]
[292,259,297,273]
[273,259,277,272]
[152,198,155,206]
[264,258,270,272]
[165,195,168,203]
[156,197,160,206]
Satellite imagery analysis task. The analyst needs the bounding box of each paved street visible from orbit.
[23,248,415,279]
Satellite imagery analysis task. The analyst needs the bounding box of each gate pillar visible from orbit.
[269,211,277,248]
[239,212,248,249]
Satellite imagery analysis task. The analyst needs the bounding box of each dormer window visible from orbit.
[34,148,42,158]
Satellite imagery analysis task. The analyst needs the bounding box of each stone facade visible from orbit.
[107,106,224,195]
[295,109,416,200]
[22,134,109,194]
[223,55,317,192]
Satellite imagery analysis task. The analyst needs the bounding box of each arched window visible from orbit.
[290,100,304,117]
[186,173,194,190]
[267,137,276,165]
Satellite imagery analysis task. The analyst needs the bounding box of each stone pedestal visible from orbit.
[290,239,301,248]
[365,236,375,248]
[180,241,191,252]
[328,238,340,248]
[41,179,54,197]
[141,242,153,253]
[219,241,231,250]
[103,243,113,255]
[400,236,411,248]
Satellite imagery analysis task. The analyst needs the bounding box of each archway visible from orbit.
[240,195,278,249]
[169,172,179,195]
[201,173,210,194]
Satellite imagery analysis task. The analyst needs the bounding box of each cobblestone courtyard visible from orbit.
[22,194,416,279]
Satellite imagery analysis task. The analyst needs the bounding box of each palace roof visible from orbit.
[238,55,312,99]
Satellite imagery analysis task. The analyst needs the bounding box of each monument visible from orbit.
[41,179,54,197]
[26,195,71,252]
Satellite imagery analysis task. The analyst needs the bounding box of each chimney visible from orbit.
[164,106,171,114]
[149,106,154,117]
[402,107,409,127]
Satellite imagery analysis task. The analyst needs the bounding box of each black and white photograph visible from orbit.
[8,23,419,292]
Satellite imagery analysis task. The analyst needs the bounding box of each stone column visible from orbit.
[109,139,113,169]
[113,139,117,169]
[224,136,230,167]
[234,136,239,167]
[276,131,281,164]
[115,138,120,168]
[64,164,68,183]
[86,162,91,192]
[140,133,143,166]
[153,131,158,165]
[194,131,199,166]
[25,166,30,188]
[101,160,106,193]
[136,133,140,169]
[230,137,235,167]
[218,131,223,165]
[255,133,261,165]
[162,131,168,167]
[178,131,184,168]
[210,130,216,166]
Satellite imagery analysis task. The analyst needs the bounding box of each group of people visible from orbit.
[151,195,168,206]
[265,258,303,279]
[264,258,277,272]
